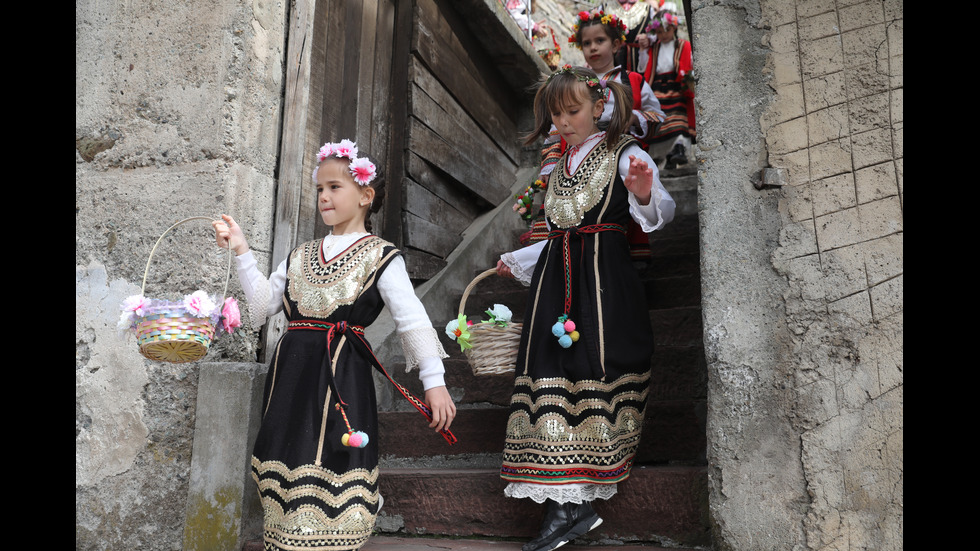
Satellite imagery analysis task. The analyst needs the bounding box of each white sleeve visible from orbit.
[620,144,676,232]
[630,81,665,139]
[235,251,285,329]
[500,239,548,286]
[377,255,449,391]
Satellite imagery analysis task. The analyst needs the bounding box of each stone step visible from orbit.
[374,466,710,548]
[245,535,701,551]
[377,400,705,464]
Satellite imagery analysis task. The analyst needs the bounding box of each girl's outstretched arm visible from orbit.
[623,154,654,205]
[424,386,457,432]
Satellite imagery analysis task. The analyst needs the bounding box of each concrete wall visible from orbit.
[693,0,903,549]
[75,0,285,549]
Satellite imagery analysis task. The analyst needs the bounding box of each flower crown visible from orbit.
[646,10,680,33]
[568,9,627,48]
[312,139,378,186]
[548,64,606,89]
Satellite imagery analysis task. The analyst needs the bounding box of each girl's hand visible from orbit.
[624,155,654,205]
[496,259,514,279]
[212,214,250,256]
[424,386,456,432]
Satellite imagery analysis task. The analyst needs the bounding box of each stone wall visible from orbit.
[75,1,285,549]
[694,0,902,549]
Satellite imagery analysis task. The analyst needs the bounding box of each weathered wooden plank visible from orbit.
[410,80,512,198]
[412,0,520,162]
[403,249,448,281]
[403,177,470,235]
[382,0,414,247]
[407,117,511,207]
[402,211,463,258]
[405,152,486,217]
[355,0,378,149]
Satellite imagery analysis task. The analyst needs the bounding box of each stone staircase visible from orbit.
[370,166,710,549]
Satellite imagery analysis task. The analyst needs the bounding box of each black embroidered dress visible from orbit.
[501,135,658,489]
[251,235,402,551]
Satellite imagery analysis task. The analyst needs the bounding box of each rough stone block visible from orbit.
[855,161,898,204]
[183,362,268,551]
[799,11,840,41]
[768,22,800,53]
[848,92,891,134]
[821,245,868,302]
[816,206,861,251]
[804,71,847,112]
[812,172,856,217]
[859,233,903,287]
[858,196,902,242]
[839,1,885,32]
[828,290,873,326]
[800,35,844,79]
[762,83,805,129]
[845,60,891,101]
[808,104,849,146]
[851,128,893,169]
[841,25,886,68]
[869,275,902,321]
[768,117,809,154]
[809,138,852,181]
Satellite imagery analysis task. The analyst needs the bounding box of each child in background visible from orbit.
[643,5,696,168]
[213,140,456,551]
[496,67,675,551]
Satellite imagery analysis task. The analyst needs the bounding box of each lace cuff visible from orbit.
[504,482,618,504]
[501,252,535,286]
[247,277,271,329]
[399,326,449,372]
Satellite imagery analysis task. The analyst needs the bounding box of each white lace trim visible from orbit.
[501,252,534,286]
[399,326,449,371]
[503,482,618,504]
[248,277,272,329]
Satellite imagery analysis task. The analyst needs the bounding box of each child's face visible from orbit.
[655,24,676,42]
[580,24,619,74]
[315,158,373,234]
[550,86,604,148]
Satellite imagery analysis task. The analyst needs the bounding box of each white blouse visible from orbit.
[235,232,448,391]
[504,133,675,285]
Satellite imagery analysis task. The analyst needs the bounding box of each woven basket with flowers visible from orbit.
[118,217,242,363]
[447,268,522,376]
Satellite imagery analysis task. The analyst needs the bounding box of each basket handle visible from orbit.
[140,216,233,305]
[458,268,499,317]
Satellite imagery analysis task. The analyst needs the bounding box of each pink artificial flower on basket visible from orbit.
[183,290,217,317]
[221,297,242,334]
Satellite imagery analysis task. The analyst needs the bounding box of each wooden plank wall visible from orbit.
[396,0,523,280]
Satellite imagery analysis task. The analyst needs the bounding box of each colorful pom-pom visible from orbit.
[341,433,350,446]
[348,432,363,448]
[558,334,573,348]
[552,322,566,337]
[563,320,576,333]
[359,432,370,447]
[570,331,580,342]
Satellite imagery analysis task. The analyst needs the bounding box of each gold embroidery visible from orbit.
[287,237,391,318]
[252,458,380,550]
[605,2,650,32]
[545,135,634,228]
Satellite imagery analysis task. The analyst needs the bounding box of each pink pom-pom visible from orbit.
[348,432,363,448]
[563,320,576,333]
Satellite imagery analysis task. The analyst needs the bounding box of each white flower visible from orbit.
[445,318,460,340]
[487,304,512,324]
[183,290,217,317]
[333,139,358,159]
[349,157,377,185]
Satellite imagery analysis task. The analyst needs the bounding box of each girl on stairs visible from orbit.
[496,67,675,551]
[213,139,456,551]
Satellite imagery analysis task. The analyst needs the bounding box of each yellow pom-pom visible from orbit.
[569,331,580,342]
[341,433,350,446]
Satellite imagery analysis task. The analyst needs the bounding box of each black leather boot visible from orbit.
[524,500,603,551]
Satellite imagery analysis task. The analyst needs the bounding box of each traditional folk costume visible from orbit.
[645,37,696,166]
[236,233,453,551]
[603,1,655,77]
[500,132,674,508]
[537,69,664,260]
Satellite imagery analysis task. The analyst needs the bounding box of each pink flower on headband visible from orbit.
[333,139,358,160]
[317,143,335,162]
[349,157,377,186]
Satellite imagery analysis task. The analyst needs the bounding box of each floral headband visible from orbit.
[548,64,606,89]
[312,139,378,186]
[646,10,680,33]
[568,10,628,48]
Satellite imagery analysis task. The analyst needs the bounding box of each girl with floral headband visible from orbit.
[538,9,664,261]
[496,66,675,551]
[643,5,696,169]
[213,140,456,551]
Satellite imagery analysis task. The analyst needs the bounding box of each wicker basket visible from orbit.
[134,216,233,364]
[457,268,523,376]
